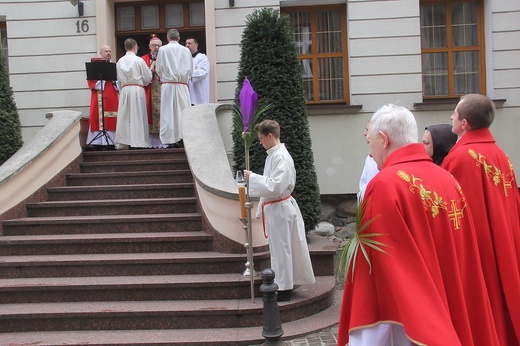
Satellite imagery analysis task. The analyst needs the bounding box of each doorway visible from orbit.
[114,1,206,60]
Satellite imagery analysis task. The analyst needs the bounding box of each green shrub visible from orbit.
[232,8,321,232]
[0,52,23,166]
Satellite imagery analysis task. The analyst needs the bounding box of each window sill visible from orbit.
[414,98,506,110]
[306,104,363,116]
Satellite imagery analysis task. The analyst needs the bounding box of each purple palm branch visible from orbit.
[239,78,258,131]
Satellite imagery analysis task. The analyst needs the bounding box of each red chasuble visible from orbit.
[338,144,499,346]
[141,53,162,128]
[88,80,118,131]
[443,128,520,345]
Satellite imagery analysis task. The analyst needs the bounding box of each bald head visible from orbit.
[99,45,112,60]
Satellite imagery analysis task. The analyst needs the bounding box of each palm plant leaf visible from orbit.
[232,102,273,150]
[337,196,391,282]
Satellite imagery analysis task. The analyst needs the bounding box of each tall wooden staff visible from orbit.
[235,78,271,302]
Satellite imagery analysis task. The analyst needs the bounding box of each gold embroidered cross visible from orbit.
[503,178,513,196]
[448,200,464,230]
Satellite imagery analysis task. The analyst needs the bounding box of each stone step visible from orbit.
[0,289,342,345]
[0,273,263,304]
[81,148,186,163]
[1,213,202,236]
[79,158,190,173]
[0,231,212,256]
[0,143,340,344]
[47,183,195,201]
[0,277,336,333]
[66,170,193,186]
[26,197,198,217]
[0,251,271,279]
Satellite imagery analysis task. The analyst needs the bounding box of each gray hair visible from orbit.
[167,29,180,41]
[370,104,418,147]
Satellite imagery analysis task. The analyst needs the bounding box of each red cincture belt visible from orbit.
[122,84,144,88]
[162,81,189,89]
[261,195,292,238]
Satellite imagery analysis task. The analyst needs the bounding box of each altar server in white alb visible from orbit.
[244,120,315,302]
[156,28,193,148]
[185,37,210,105]
[115,38,152,149]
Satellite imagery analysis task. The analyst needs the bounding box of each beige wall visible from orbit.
[1,0,518,195]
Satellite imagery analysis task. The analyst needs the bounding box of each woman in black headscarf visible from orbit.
[422,124,458,165]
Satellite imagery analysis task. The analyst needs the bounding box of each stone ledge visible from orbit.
[0,110,83,218]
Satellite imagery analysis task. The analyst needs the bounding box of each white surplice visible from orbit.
[115,51,152,148]
[357,155,379,202]
[189,52,210,105]
[156,41,193,144]
[248,143,316,291]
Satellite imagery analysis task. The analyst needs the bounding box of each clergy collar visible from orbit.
[192,51,199,58]
[266,143,284,155]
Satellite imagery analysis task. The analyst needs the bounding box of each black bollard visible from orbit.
[260,268,285,346]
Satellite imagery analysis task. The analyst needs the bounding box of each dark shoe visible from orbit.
[177,139,184,148]
[276,290,292,302]
[167,143,180,148]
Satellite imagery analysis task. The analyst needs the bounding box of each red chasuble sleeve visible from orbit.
[87,79,118,132]
[338,144,499,346]
[443,128,520,344]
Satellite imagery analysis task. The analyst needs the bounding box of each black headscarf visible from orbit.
[425,124,458,165]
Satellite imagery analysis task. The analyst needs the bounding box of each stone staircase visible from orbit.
[0,148,338,345]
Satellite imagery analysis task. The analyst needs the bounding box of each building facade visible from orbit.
[1,0,519,194]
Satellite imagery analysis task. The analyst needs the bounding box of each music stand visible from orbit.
[85,60,117,148]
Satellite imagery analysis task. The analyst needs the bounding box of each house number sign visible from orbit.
[76,20,89,33]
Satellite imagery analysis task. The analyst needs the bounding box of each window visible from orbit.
[117,7,135,31]
[420,0,485,99]
[283,5,349,105]
[0,19,7,65]
[114,1,206,61]
[116,1,204,33]
[165,4,183,27]
[141,5,159,30]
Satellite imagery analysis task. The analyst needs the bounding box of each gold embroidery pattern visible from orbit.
[97,90,104,130]
[397,170,466,230]
[104,112,117,118]
[468,149,516,196]
[96,85,118,129]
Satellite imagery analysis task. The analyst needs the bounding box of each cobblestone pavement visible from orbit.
[285,324,339,346]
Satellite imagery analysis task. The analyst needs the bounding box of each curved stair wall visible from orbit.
[182,103,269,250]
[0,110,83,233]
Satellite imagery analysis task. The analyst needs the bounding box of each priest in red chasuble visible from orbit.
[443,94,520,345]
[337,104,499,346]
[141,35,164,148]
[87,45,118,146]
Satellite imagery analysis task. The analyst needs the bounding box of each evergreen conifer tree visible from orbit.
[0,53,23,166]
[232,8,321,232]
